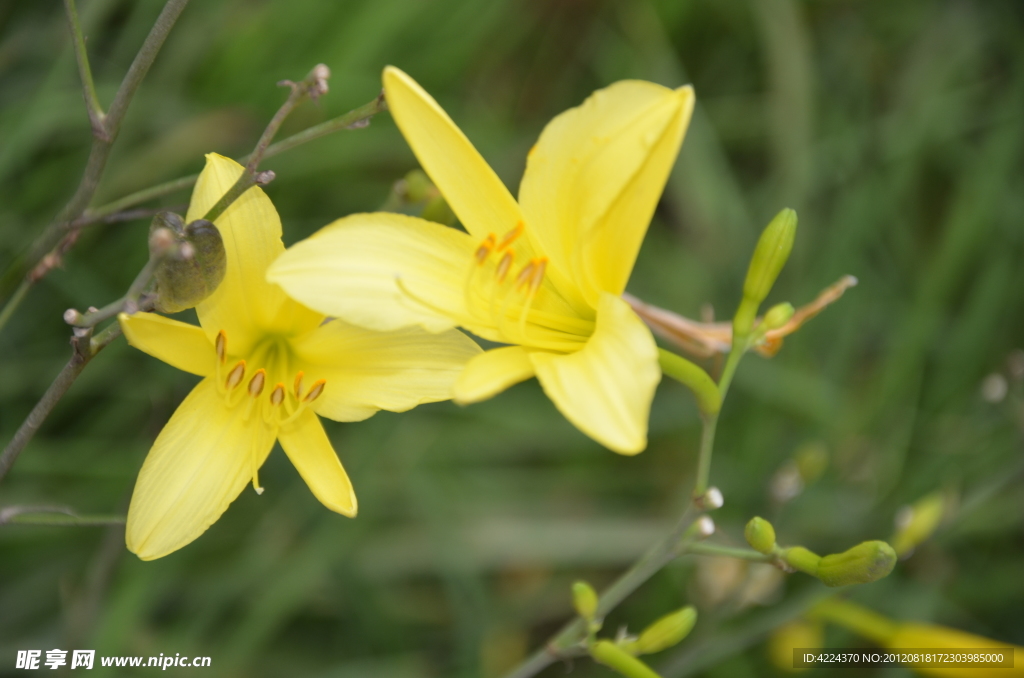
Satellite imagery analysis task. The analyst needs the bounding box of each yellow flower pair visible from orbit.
[121,67,695,559]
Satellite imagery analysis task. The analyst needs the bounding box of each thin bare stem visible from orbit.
[0,0,190,327]
[0,505,126,527]
[686,542,773,562]
[0,280,29,335]
[63,0,105,137]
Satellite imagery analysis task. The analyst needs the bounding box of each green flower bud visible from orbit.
[402,169,435,203]
[420,194,456,225]
[572,580,598,621]
[761,302,795,332]
[743,208,797,306]
[591,640,661,678]
[633,606,697,655]
[781,546,821,576]
[816,540,896,587]
[150,212,226,314]
[891,492,945,557]
[744,516,777,555]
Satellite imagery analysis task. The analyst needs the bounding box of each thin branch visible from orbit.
[686,542,774,562]
[0,505,126,527]
[63,0,106,137]
[0,0,191,329]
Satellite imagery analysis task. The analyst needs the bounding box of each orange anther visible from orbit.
[514,260,536,290]
[293,371,305,398]
[495,250,515,283]
[475,234,496,265]
[496,222,524,251]
[529,257,548,293]
[216,331,227,363]
[225,360,246,390]
[304,379,326,403]
[270,383,285,406]
[248,369,266,397]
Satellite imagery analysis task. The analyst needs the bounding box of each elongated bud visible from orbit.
[421,194,456,225]
[891,491,945,557]
[572,581,599,622]
[761,302,795,332]
[735,209,797,336]
[632,606,697,655]
[150,212,227,314]
[781,546,821,576]
[402,169,435,203]
[590,640,662,678]
[816,540,896,587]
[744,516,777,555]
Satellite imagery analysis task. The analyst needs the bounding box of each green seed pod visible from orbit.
[781,546,822,576]
[150,212,227,314]
[744,517,777,555]
[816,540,896,587]
[743,208,797,306]
[761,302,795,332]
[572,581,599,622]
[633,606,697,655]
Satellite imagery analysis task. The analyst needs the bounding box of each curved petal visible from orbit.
[383,66,522,240]
[519,82,694,304]
[278,409,357,516]
[269,212,475,333]
[530,293,660,455]
[126,378,275,560]
[453,345,535,404]
[119,312,215,376]
[187,153,310,352]
[290,317,481,420]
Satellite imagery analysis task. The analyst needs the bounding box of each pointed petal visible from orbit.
[453,345,535,404]
[126,378,275,560]
[187,153,320,352]
[519,82,694,304]
[269,212,475,333]
[383,66,523,240]
[290,317,481,421]
[530,293,660,455]
[119,312,215,376]
[277,409,357,516]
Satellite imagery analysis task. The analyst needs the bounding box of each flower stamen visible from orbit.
[495,250,515,283]
[216,330,227,363]
[474,234,496,265]
[248,369,266,397]
[304,379,326,403]
[226,360,246,390]
[293,371,305,399]
[496,221,523,252]
[271,383,285,406]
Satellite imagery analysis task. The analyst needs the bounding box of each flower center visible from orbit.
[214,330,325,494]
[464,221,548,343]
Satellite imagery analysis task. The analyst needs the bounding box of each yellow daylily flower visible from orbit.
[119,153,480,560]
[269,67,695,454]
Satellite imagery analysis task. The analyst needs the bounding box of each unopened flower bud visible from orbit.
[695,486,724,510]
[150,212,226,314]
[402,169,435,203]
[781,546,821,576]
[744,516,777,555]
[892,492,945,557]
[761,302,795,332]
[572,581,598,622]
[63,308,82,325]
[694,516,716,539]
[743,208,797,306]
[591,640,661,678]
[632,606,697,655]
[816,540,896,587]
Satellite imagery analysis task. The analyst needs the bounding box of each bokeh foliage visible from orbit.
[2,0,1023,676]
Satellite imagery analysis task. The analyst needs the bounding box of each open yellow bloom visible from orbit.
[269,67,695,454]
[119,153,480,560]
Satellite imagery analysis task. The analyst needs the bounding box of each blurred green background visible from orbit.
[2,0,1023,676]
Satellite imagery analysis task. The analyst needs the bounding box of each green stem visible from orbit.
[63,0,106,136]
[657,348,721,416]
[0,506,126,526]
[0,280,29,335]
[693,412,718,499]
[687,542,773,562]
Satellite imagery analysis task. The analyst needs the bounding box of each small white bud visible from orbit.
[703,487,724,509]
[695,516,715,538]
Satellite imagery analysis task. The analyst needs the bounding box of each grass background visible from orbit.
[1,0,1023,676]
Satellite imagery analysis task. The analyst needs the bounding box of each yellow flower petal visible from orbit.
[268,212,475,334]
[530,293,660,454]
[519,81,694,304]
[290,317,481,420]
[119,312,215,376]
[187,153,316,353]
[383,66,523,240]
[453,345,535,404]
[277,409,357,517]
[126,378,275,560]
